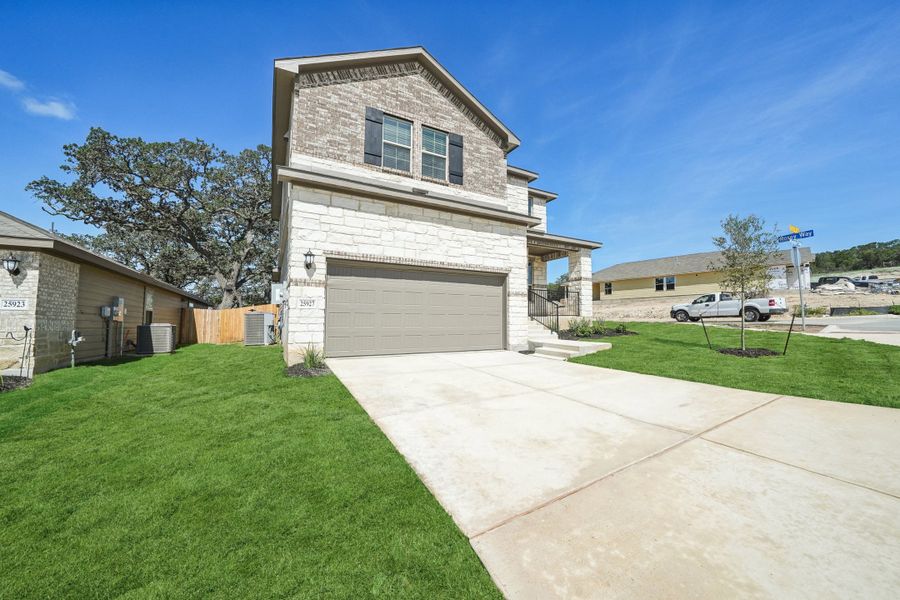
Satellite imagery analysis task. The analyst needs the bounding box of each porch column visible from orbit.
[567,249,593,317]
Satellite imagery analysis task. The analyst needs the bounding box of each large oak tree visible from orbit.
[28,128,277,308]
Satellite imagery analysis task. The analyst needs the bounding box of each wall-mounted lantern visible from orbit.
[304,249,315,270]
[2,254,20,276]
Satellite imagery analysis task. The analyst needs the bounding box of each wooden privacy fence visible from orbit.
[182,304,279,345]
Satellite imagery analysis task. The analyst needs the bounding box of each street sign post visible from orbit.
[778,229,814,243]
[780,229,813,331]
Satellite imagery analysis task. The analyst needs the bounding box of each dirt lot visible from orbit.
[594,289,899,322]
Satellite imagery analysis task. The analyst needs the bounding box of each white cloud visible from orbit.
[0,68,25,91]
[21,97,76,120]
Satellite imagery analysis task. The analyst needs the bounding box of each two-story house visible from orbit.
[271,47,600,363]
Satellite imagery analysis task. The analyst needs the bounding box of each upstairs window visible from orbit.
[528,197,534,216]
[604,282,612,295]
[421,126,448,180]
[382,115,412,172]
[655,276,676,291]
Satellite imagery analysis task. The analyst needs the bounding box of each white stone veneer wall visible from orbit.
[283,185,529,364]
[568,249,594,317]
[530,257,548,286]
[0,251,39,377]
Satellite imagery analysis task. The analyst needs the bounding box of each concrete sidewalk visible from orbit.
[808,314,900,346]
[328,351,900,599]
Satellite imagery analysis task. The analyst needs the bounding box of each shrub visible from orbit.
[615,323,628,334]
[590,319,605,334]
[889,305,900,316]
[793,305,827,317]
[302,344,326,369]
[848,308,878,316]
[568,317,593,337]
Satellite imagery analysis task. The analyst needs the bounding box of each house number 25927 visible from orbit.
[298,298,316,307]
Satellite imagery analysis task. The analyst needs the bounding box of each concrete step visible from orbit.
[533,347,572,360]
[528,336,613,359]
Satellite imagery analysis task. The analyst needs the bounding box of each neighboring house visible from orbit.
[0,211,208,377]
[271,47,600,363]
[593,248,815,300]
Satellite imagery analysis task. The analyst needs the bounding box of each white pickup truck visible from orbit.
[670,292,788,323]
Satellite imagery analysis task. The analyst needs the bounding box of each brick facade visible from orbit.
[291,63,508,202]
[34,253,79,372]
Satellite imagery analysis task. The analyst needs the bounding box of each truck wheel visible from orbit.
[743,307,760,322]
[689,317,701,322]
[674,310,690,322]
[758,315,771,322]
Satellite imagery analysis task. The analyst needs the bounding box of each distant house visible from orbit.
[592,248,814,300]
[0,211,208,377]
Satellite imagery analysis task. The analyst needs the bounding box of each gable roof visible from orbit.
[275,47,520,152]
[272,47,522,216]
[592,248,815,282]
[0,211,208,304]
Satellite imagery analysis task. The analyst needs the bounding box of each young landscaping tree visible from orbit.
[27,128,276,308]
[710,214,779,351]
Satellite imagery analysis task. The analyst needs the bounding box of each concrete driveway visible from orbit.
[809,314,900,346]
[328,351,900,599]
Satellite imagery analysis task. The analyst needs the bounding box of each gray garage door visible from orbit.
[325,262,505,357]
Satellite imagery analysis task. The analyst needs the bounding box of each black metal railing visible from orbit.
[528,287,559,334]
[530,285,581,316]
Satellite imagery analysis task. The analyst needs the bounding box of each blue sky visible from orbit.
[2,1,899,280]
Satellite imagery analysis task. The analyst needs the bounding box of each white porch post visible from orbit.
[568,249,593,317]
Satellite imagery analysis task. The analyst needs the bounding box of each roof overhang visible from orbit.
[0,235,208,305]
[528,186,558,202]
[272,47,523,218]
[277,164,541,227]
[527,230,602,261]
[507,165,539,182]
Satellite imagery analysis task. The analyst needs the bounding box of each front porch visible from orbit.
[526,231,600,334]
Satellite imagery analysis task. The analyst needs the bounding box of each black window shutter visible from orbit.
[364,107,384,166]
[448,133,464,184]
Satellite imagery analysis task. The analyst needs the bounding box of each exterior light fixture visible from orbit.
[2,254,20,276]
[304,249,315,270]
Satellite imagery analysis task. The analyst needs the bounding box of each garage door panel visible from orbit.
[326,262,504,357]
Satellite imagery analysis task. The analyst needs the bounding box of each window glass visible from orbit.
[382,115,411,171]
[604,282,612,295]
[421,126,448,180]
[720,292,732,300]
[528,197,534,216]
[655,276,676,291]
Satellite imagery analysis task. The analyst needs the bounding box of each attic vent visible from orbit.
[244,312,276,346]
[136,324,177,354]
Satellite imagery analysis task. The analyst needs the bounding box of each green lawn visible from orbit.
[571,322,899,408]
[0,345,500,599]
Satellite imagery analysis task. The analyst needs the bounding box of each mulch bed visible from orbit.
[284,364,332,378]
[1,376,33,393]
[717,348,780,358]
[559,330,638,340]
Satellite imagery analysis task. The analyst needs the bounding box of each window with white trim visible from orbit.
[382,115,412,172]
[655,276,676,291]
[421,126,448,180]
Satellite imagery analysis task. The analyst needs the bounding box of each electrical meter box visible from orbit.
[100,306,112,318]
[112,297,126,322]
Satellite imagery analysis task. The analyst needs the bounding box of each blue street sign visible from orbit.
[778,229,814,243]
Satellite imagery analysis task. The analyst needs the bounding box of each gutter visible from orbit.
[277,165,542,227]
